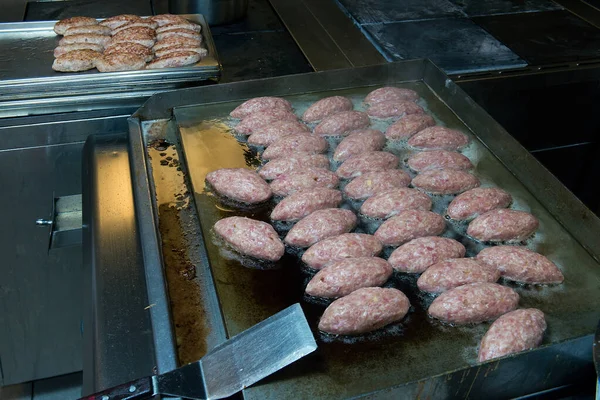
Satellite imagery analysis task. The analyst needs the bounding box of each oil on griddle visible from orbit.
[172,84,600,400]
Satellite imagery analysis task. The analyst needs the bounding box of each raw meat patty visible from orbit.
[99,15,141,30]
[95,53,146,72]
[364,87,419,104]
[302,233,382,269]
[306,257,392,298]
[478,309,546,362]
[344,170,411,200]
[336,151,398,179]
[417,258,500,293]
[64,25,111,36]
[147,51,201,68]
[230,96,292,119]
[408,126,469,151]
[302,96,353,123]
[333,129,386,162]
[270,169,339,197]
[247,120,309,146]
[270,188,342,221]
[412,169,480,195]
[235,109,297,135]
[388,236,466,273]
[262,134,328,160]
[214,216,284,261]
[476,246,564,284]
[367,100,424,119]
[374,210,445,246]
[407,150,473,172]
[258,154,329,180]
[428,282,519,324]
[360,188,432,219]
[54,43,103,58]
[285,208,356,248]
[447,187,512,221]
[467,209,539,242]
[59,33,111,47]
[104,42,154,62]
[386,114,435,140]
[313,111,370,136]
[319,287,410,335]
[206,168,271,204]
[52,49,101,72]
[54,16,98,35]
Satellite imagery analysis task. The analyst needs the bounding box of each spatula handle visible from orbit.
[79,376,153,400]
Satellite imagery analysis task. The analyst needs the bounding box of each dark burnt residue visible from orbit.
[147,139,209,365]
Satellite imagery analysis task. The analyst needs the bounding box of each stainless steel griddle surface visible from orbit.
[169,80,600,399]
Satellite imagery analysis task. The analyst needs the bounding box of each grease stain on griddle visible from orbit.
[147,139,209,365]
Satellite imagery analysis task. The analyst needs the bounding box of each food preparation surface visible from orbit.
[171,83,600,399]
[0,15,219,100]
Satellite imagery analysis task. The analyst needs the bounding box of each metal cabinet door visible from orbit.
[0,111,132,386]
[0,142,84,385]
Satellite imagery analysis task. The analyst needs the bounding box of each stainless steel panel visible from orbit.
[0,142,84,385]
[172,79,600,399]
[81,133,156,394]
[129,60,600,398]
[0,15,220,102]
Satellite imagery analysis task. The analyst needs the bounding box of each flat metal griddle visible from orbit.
[0,14,220,102]
[128,61,600,399]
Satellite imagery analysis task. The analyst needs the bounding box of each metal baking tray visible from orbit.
[0,14,220,102]
[128,60,600,399]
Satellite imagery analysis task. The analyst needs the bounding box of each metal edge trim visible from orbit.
[421,60,600,262]
[553,0,600,29]
[127,119,179,374]
[267,0,353,71]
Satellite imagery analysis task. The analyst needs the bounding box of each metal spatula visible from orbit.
[81,303,317,400]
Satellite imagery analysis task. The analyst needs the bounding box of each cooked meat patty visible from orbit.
[112,26,156,40]
[417,258,500,293]
[112,21,158,35]
[467,209,539,242]
[408,126,470,151]
[95,53,147,72]
[154,46,207,59]
[146,51,201,69]
[157,29,202,41]
[205,168,272,204]
[412,169,480,195]
[104,42,153,62]
[235,109,297,135]
[343,170,411,200]
[54,16,98,35]
[262,134,328,160]
[270,188,342,221]
[64,25,111,36]
[54,43,103,58]
[149,14,188,27]
[153,36,202,51]
[99,15,141,30]
[336,151,398,179]
[407,150,474,172]
[258,154,329,180]
[374,210,446,246]
[270,168,339,197]
[388,236,466,273]
[302,233,382,269]
[360,188,432,219]
[386,114,435,140]
[59,33,111,47]
[52,49,101,72]
[247,120,309,146]
[156,21,201,33]
[447,187,512,221]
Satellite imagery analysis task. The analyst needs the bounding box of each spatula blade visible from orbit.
[157,303,317,400]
